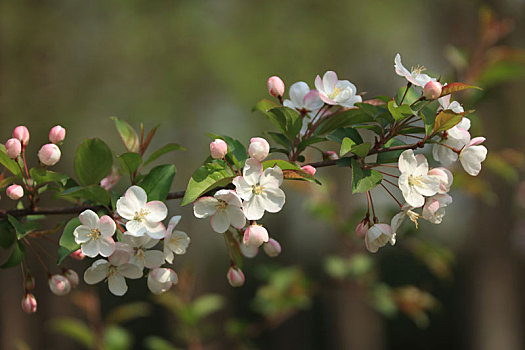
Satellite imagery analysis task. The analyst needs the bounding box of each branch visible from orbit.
[0,142,422,219]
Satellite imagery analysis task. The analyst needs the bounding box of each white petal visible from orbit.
[167,216,181,232]
[193,197,218,218]
[108,274,128,296]
[144,222,166,239]
[125,186,147,207]
[398,150,417,173]
[232,176,253,200]
[79,210,99,228]
[84,260,109,284]
[322,71,338,91]
[144,250,165,269]
[98,216,116,237]
[126,220,146,236]
[118,263,143,279]
[243,195,266,220]
[391,212,406,232]
[210,211,230,233]
[81,239,100,258]
[260,167,283,187]
[403,187,425,208]
[145,201,168,222]
[116,197,140,220]
[460,145,487,176]
[98,237,116,257]
[414,175,440,197]
[74,226,92,244]
[215,190,242,207]
[289,81,310,107]
[168,231,191,255]
[413,154,429,177]
[261,187,286,213]
[226,206,246,229]
[243,158,263,186]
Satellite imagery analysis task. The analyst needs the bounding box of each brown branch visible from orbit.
[0,142,423,219]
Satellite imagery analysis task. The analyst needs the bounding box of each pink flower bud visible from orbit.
[6,184,24,200]
[248,137,270,162]
[38,143,61,166]
[70,249,86,260]
[325,151,339,160]
[423,81,442,100]
[48,274,71,296]
[263,238,281,257]
[210,139,228,159]
[63,269,79,288]
[243,224,269,247]
[100,167,121,191]
[227,266,245,287]
[5,138,21,159]
[25,274,36,291]
[49,125,66,144]
[21,293,37,314]
[267,76,285,98]
[13,126,30,146]
[355,219,369,240]
[301,165,317,176]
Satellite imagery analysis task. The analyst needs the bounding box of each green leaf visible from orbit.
[7,215,39,240]
[340,137,356,157]
[139,164,176,201]
[117,153,143,174]
[105,302,152,325]
[30,168,69,186]
[0,145,21,175]
[111,117,140,153]
[143,143,185,167]
[192,294,224,319]
[440,82,482,97]
[354,124,383,135]
[104,326,133,350]
[266,132,291,150]
[376,138,406,164]
[315,109,373,135]
[267,107,303,141]
[432,110,464,134]
[181,161,234,206]
[355,102,381,117]
[74,138,113,186]
[206,134,247,168]
[48,318,95,348]
[350,158,382,194]
[58,217,81,264]
[387,100,414,121]
[0,220,16,249]
[1,240,25,269]
[143,336,180,350]
[296,136,326,154]
[395,86,420,105]
[328,127,363,144]
[60,185,110,206]
[252,98,279,114]
[261,159,320,184]
[349,142,371,158]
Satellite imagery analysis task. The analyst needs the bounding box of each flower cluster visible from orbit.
[76,186,189,296]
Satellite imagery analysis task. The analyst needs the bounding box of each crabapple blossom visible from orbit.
[227,266,245,287]
[84,257,143,296]
[365,224,395,253]
[301,165,317,176]
[248,137,270,162]
[210,139,228,159]
[21,293,37,314]
[13,126,29,146]
[48,274,71,296]
[398,150,441,208]
[315,71,362,107]
[459,137,488,176]
[63,269,79,288]
[121,233,164,270]
[438,94,464,113]
[428,167,453,194]
[49,125,66,144]
[6,185,23,200]
[5,138,21,159]
[423,81,442,100]
[74,210,116,258]
[193,190,245,233]
[163,216,191,264]
[267,76,285,98]
[232,158,285,220]
[391,204,421,232]
[263,238,281,257]
[70,249,86,260]
[147,268,178,295]
[240,242,259,258]
[243,224,269,247]
[394,53,434,87]
[108,242,134,266]
[432,126,470,166]
[38,143,61,166]
[355,219,370,239]
[422,194,453,224]
[116,185,167,238]
[283,81,323,114]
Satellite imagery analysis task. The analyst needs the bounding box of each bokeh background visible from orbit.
[1,0,525,349]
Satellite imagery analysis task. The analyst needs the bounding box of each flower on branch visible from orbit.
[193,190,246,233]
[314,71,362,107]
[398,150,441,208]
[163,216,191,264]
[74,209,116,258]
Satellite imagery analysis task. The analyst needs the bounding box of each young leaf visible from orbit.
[206,134,248,168]
[266,132,291,150]
[376,138,406,164]
[1,240,25,269]
[395,86,420,105]
[350,158,383,194]
[261,159,320,184]
[340,137,356,157]
[181,161,234,206]
[328,127,363,144]
[224,230,243,268]
[111,117,140,153]
[117,153,143,174]
[57,217,81,264]
[74,138,113,186]
[267,107,302,141]
[7,215,39,240]
[440,82,482,97]
[349,142,372,159]
[29,168,69,186]
[387,100,414,121]
[143,143,185,167]
[139,164,176,201]
[252,98,279,114]
[315,109,373,135]
[432,110,464,134]
[0,220,16,249]
[60,185,110,206]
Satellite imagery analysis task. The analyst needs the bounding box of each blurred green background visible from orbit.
[1,0,524,349]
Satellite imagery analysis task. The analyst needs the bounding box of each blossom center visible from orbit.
[107,266,118,279]
[216,200,228,211]
[408,175,422,187]
[407,210,420,229]
[252,185,265,195]
[88,228,101,241]
[133,208,150,222]
[328,87,342,100]
[411,65,426,75]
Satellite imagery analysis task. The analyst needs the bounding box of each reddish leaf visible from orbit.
[440,83,482,97]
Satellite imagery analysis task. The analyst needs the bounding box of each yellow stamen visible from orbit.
[328,87,342,100]
[88,228,101,241]
[252,185,264,195]
[133,208,150,222]
[411,65,426,75]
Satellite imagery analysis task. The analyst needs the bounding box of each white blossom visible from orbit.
[163,216,191,264]
[422,194,453,224]
[459,137,488,176]
[314,71,362,107]
[121,233,164,270]
[147,268,178,295]
[74,210,116,258]
[194,190,246,233]
[394,53,434,87]
[398,150,441,208]
[283,81,323,114]
[365,224,395,253]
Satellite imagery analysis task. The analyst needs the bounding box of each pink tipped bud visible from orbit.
[355,219,369,240]
[6,184,24,200]
[48,274,71,296]
[263,238,282,257]
[227,266,245,287]
[301,165,317,176]
[248,137,270,162]
[63,269,79,288]
[267,76,285,98]
[210,139,228,159]
[38,143,61,166]
[13,126,30,146]
[5,138,21,159]
[49,125,66,144]
[243,224,269,248]
[25,274,36,291]
[100,167,121,191]
[423,81,442,100]
[325,151,339,160]
[21,293,37,314]
[70,249,86,260]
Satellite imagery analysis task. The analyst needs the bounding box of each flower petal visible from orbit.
[79,210,99,228]
[243,195,266,220]
[99,215,116,237]
[168,231,191,255]
[126,220,146,236]
[84,260,109,284]
[210,210,230,233]
[398,150,417,173]
[98,237,116,257]
[226,205,246,229]
[144,250,164,269]
[260,167,283,187]
[81,239,100,258]
[144,222,166,239]
[108,274,128,296]
[243,158,263,186]
[74,225,92,244]
[215,190,243,207]
[232,176,253,200]
[118,263,143,279]
[460,145,487,176]
[193,197,218,218]
[145,201,168,222]
[261,187,286,213]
